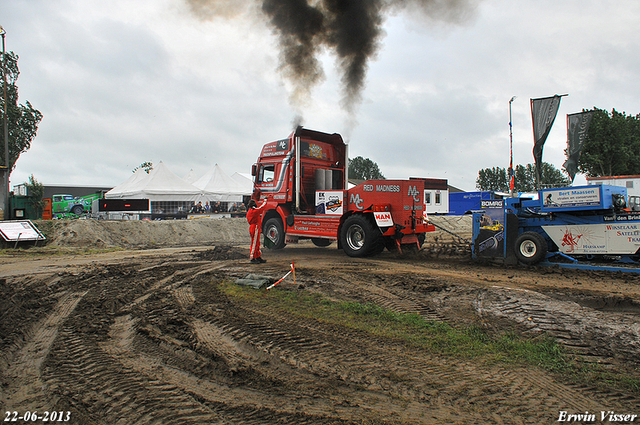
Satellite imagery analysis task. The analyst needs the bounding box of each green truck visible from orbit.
[51,193,102,217]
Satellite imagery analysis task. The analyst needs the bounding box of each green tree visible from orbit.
[476,166,508,191]
[133,161,153,174]
[578,107,640,177]
[514,163,571,191]
[348,156,384,180]
[513,165,534,192]
[0,51,43,174]
[477,163,570,192]
[26,174,45,217]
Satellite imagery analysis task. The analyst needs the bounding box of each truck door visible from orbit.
[255,162,286,198]
[52,195,63,213]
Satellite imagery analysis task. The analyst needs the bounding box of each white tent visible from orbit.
[182,169,198,184]
[104,168,149,198]
[231,172,254,194]
[194,164,251,202]
[105,161,202,201]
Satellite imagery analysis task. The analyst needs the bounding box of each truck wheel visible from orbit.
[263,218,286,249]
[311,238,332,247]
[514,232,547,265]
[340,215,383,257]
[71,205,84,216]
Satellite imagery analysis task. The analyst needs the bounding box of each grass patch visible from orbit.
[221,282,640,395]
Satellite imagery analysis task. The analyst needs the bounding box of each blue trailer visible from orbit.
[472,184,640,269]
[449,191,501,215]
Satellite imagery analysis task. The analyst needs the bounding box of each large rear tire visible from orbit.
[514,231,547,265]
[263,217,286,250]
[340,215,383,257]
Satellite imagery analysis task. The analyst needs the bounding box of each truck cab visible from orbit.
[51,193,102,217]
[253,128,346,213]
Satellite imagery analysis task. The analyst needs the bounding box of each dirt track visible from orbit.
[1,218,640,424]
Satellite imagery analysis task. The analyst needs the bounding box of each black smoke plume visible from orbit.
[258,0,386,114]
[186,0,478,118]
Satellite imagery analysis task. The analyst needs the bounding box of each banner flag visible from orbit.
[563,111,594,182]
[531,95,563,187]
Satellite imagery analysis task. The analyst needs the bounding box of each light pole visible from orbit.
[0,26,8,220]
[509,96,516,196]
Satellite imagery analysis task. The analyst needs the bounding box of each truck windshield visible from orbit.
[258,164,275,184]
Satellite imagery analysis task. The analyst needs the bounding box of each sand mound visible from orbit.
[34,218,251,249]
[29,215,472,250]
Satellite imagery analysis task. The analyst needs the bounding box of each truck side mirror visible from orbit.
[251,164,257,176]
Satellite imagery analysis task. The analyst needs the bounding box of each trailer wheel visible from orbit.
[263,218,286,249]
[514,232,547,265]
[340,215,382,257]
[71,205,84,216]
[311,238,332,247]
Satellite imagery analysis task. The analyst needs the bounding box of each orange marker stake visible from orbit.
[266,263,295,291]
[292,261,296,285]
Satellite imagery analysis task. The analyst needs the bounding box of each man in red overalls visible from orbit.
[246,199,267,263]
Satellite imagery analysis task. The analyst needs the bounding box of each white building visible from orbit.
[586,175,640,196]
[586,175,640,210]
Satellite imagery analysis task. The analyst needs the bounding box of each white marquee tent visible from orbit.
[193,164,251,202]
[105,162,202,201]
[105,168,148,198]
[231,172,254,195]
[105,162,251,205]
[182,169,199,184]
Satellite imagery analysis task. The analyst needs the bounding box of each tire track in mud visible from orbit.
[213,291,619,423]
[37,263,230,424]
[153,258,640,423]
[474,286,640,365]
[284,259,640,420]
[2,290,88,412]
[46,327,223,424]
[297,259,446,322]
[189,298,462,423]
[107,314,357,424]
[4,248,639,424]
[162,268,457,423]
[37,259,356,424]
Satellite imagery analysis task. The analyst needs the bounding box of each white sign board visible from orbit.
[315,191,344,215]
[0,220,46,242]
[541,187,601,209]
[374,211,394,227]
[542,223,640,255]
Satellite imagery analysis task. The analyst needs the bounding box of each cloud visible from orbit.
[4,0,640,193]
[185,0,480,119]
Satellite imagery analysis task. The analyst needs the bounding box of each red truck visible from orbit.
[251,127,435,257]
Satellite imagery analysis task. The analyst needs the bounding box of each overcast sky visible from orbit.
[4,0,640,192]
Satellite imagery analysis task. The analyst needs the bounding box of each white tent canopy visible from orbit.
[105,168,148,198]
[194,164,251,202]
[105,161,202,201]
[231,172,254,195]
[182,169,198,184]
